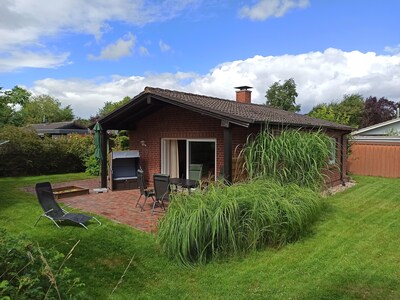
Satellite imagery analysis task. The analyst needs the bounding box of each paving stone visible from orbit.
[28,178,163,233]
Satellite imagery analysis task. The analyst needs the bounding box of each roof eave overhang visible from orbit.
[89,91,149,130]
[253,120,352,133]
[149,94,252,128]
[352,135,400,143]
[93,92,253,130]
[352,118,400,135]
[91,90,352,132]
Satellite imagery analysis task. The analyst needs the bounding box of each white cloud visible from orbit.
[88,33,136,60]
[384,44,400,54]
[239,0,310,21]
[139,46,150,56]
[0,0,199,69]
[159,40,172,52]
[29,48,400,118]
[0,0,200,51]
[30,72,198,117]
[0,51,70,72]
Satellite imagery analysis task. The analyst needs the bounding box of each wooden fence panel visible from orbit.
[348,143,400,178]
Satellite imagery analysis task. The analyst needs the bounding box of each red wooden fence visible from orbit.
[348,143,400,178]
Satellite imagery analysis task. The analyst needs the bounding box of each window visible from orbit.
[161,139,216,179]
[328,137,337,165]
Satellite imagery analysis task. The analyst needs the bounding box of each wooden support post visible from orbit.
[100,130,108,188]
[340,133,346,186]
[223,126,232,184]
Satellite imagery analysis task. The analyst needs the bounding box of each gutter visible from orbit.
[352,135,400,143]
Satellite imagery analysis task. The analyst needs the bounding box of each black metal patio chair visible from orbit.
[152,174,170,214]
[135,169,155,211]
[34,182,101,230]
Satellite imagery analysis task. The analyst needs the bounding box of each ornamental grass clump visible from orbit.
[158,179,322,265]
[241,128,331,190]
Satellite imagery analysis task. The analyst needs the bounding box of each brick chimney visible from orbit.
[235,86,252,103]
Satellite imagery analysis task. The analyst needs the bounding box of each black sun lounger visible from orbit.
[34,182,101,230]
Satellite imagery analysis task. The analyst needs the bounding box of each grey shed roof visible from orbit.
[30,121,88,135]
[97,86,353,132]
[30,121,87,130]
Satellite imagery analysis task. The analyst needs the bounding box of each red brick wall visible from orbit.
[127,104,348,186]
[128,105,255,182]
[236,90,252,103]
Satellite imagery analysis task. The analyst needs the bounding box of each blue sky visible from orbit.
[1,0,400,118]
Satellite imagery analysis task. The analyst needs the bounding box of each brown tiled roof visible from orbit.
[143,87,352,131]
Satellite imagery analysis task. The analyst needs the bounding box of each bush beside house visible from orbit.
[158,129,330,265]
[0,126,93,176]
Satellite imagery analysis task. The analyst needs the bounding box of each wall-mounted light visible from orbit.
[140,140,147,147]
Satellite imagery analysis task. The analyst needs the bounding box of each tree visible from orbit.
[308,103,350,125]
[308,94,364,128]
[339,94,364,127]
[360,96,397,128]
[0,86,31,127]
[97,96,131,118]
[20,95,74,124]
[265,78,300,112]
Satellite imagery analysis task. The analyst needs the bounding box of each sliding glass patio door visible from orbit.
[186,140,216,179]
[161,139,216,180]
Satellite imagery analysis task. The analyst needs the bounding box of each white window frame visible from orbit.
[328,137,337,165]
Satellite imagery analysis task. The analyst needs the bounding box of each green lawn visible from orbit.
[1,174,400,299]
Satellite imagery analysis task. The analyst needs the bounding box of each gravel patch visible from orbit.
[322,180,356,197]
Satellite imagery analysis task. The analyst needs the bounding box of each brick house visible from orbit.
[95,86,352,188]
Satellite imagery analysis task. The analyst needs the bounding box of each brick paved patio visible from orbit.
[27,178,164,233]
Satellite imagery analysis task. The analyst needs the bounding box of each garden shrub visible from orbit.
[85,154,100,176]
[158,179,322,265]
[0,126,43,176]
[0,126,94,176]
[241,127,331,190]
[0,229,84,299]
[109,130,129,151]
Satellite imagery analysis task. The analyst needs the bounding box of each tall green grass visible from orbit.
[159,128,329,265]
[158,179,322,265]
[241,127,331,190]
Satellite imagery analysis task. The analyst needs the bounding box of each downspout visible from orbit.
[223,126,233,184]
[340,133,346,186]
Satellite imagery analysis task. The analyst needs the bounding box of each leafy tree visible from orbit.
[339,94,364,127]
[20,94,74,124]
[308,94,364,128]
[265,78,300,112]
[97,96,131,118]
[360,96,397,128]
[0,86,31,127]
[308,103,350,125]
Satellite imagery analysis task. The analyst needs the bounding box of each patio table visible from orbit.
[170,178,198,194]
